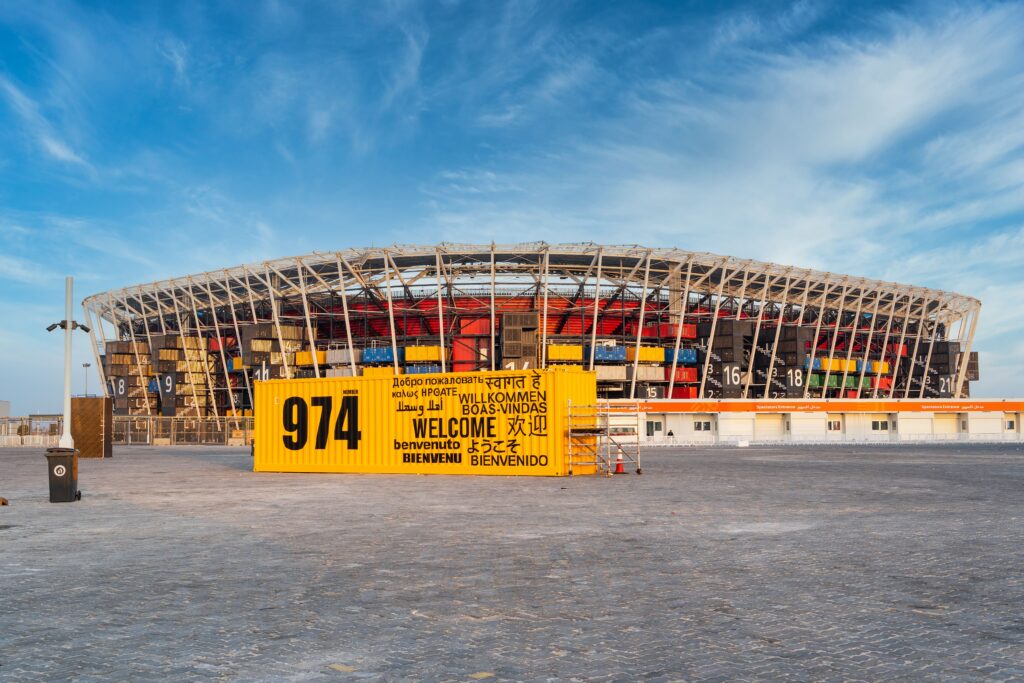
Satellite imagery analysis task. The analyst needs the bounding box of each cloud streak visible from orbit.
[0,1,1022,409]
[0,74,90,168]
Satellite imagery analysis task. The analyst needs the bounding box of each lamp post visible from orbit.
[46,277,90,449]
[44,276,90,503]
[83,362,91,397]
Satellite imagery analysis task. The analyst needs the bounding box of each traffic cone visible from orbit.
[614,451,625,474]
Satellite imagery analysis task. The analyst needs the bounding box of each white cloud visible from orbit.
[159,38,190,88]
[421,3,1024,395]
[427,4,1024,262]
[0,254,59,285]
[0,74,91,169]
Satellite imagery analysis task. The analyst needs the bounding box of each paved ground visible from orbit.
[1,444,1023,682]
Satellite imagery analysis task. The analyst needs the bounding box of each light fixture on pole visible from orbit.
[46,277,90,449]
[83,362,91,397]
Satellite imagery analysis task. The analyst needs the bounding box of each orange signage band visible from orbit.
[608,399,1024,414]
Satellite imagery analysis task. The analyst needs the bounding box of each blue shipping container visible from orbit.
[584,346,627,362]
[664,348,698,364]
[405,364,443,375]
[362,347,405,364]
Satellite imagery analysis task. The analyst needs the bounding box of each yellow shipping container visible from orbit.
[546,344,583,361]
[817,357,856,372]
[405,346,445,363]
[362,366,403,377]
[295,350,327,366]
[626,346,664,363]
[254,368,597,476]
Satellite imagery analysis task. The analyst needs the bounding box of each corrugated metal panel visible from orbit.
[586,346,627,362]
[405,364,443,374]
[254,368,597,476]
[405,346,444,362]
[326,367,361,377]
[626,346,664,363]
[595,365,627,381]
[857,360,891,375]
[362,347,404,364]
[805,357,857,373]
[664,366,697,383]
[326,347,361,365]
[626,365,663,381]
[363,366,401,377]
[295,350,326,366]
[547,344,583,361]
[664,348,698,364]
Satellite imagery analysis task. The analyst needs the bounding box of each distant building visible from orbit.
[0,400,10,418]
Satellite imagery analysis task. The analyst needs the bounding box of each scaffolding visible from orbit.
[566,401,642,475]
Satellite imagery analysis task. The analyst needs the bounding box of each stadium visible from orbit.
[75,242,1010,443]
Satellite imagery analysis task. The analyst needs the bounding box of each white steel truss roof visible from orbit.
[83,242,980,320]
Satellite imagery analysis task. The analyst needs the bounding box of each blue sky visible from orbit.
[1,0,1022,413]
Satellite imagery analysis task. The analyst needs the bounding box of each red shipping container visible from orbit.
[641,322,697,339]
[664,366,698,383]
[887,343,908,357]
[670,386,698,399]
[209,337,237,352]
[871,376,893,390]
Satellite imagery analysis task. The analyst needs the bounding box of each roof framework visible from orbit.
[85,242,979,317]
[82,242,981,403]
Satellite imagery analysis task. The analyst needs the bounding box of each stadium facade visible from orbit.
[81,243,983,420]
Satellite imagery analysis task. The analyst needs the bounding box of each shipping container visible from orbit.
[405,364,443,374]
[664,366,698,383]
[595,365,627,381]
[626,365,664,381]
[254,368,598,476]
[547,344,584,361]
[804,357,857,373]
[362,346,404,364]
[363,366,402,377]
[326,367,361,378]
[405,346,445,363]
[855,360,890,375]
[584,345,627,362]
[295,350,327,367]
[664,347,698,364]
[626,346,665,363]
[326,347,362,365]
[808,374,840,388]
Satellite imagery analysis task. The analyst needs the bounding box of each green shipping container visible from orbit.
[809,374,840,388]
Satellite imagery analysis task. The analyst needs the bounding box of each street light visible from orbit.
[45,277,90,449]
[83,362,91,397]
